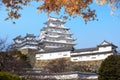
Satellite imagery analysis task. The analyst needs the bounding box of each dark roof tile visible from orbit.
[72,47,98,53]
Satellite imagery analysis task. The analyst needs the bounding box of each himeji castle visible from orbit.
[12,17,118,62]
[12,17,75,50]
[39,17,75,49]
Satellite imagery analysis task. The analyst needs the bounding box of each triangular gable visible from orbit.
[98,40,117,48]
[100,40,110,46]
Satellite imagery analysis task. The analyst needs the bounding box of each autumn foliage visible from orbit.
[2,0,30,20]
[38,0,96,23]
[1,0,120,23]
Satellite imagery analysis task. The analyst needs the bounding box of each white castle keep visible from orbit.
[39,17,75,49]
[12,17,118,62]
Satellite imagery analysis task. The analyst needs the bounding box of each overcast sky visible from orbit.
[0,2,120,49]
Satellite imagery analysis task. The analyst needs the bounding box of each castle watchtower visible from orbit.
[12,33,39,50]
[39,17,75,49]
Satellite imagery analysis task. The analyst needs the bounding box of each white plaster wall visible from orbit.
[20,46,38,50]
[26,37,33,40]
[15,40,22,44]
[71,47,112,56]
[71,53,113,62]
[56,40,67,43]
[49,23,56,27]
[70,45,114,62]
[48,34,59,38]
[36,51,70,60]
[39,31,46,40]
[98,46,112,52]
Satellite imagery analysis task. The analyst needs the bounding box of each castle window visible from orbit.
[97,54,101,56]
[53,22,58,25]
[86,55,90,57]
[73,59,78,61]
[36,55,43,58]
[91,57,96,59]
[52,44,55,46]
[63,54,68,56]
[57,44,60,47]
[104,54,107,56]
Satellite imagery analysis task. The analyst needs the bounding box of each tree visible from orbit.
[98,55,120,80]
[0,39,6,51]
[0,71,28,80]
[0,50,31,72]
[0,38,9,52]
[0,37,13,51]
[1,0,120,23]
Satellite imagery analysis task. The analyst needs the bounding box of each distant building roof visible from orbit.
[72,47,98,53]
[13,35,24,40]
[97,40,117,48]
[72,40,117,53]
[44,17,65,24]
[24,33,36,38]
[48,17,64,22]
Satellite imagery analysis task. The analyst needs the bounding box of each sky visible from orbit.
[0,2,120,50]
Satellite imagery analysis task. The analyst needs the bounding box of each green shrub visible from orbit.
[98,55,120,80]
[0,71,27,80]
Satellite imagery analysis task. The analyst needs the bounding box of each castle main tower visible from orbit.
[39,17,75,49]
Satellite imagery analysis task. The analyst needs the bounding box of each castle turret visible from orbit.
[39,17,75,49]
[12,34,39,50]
